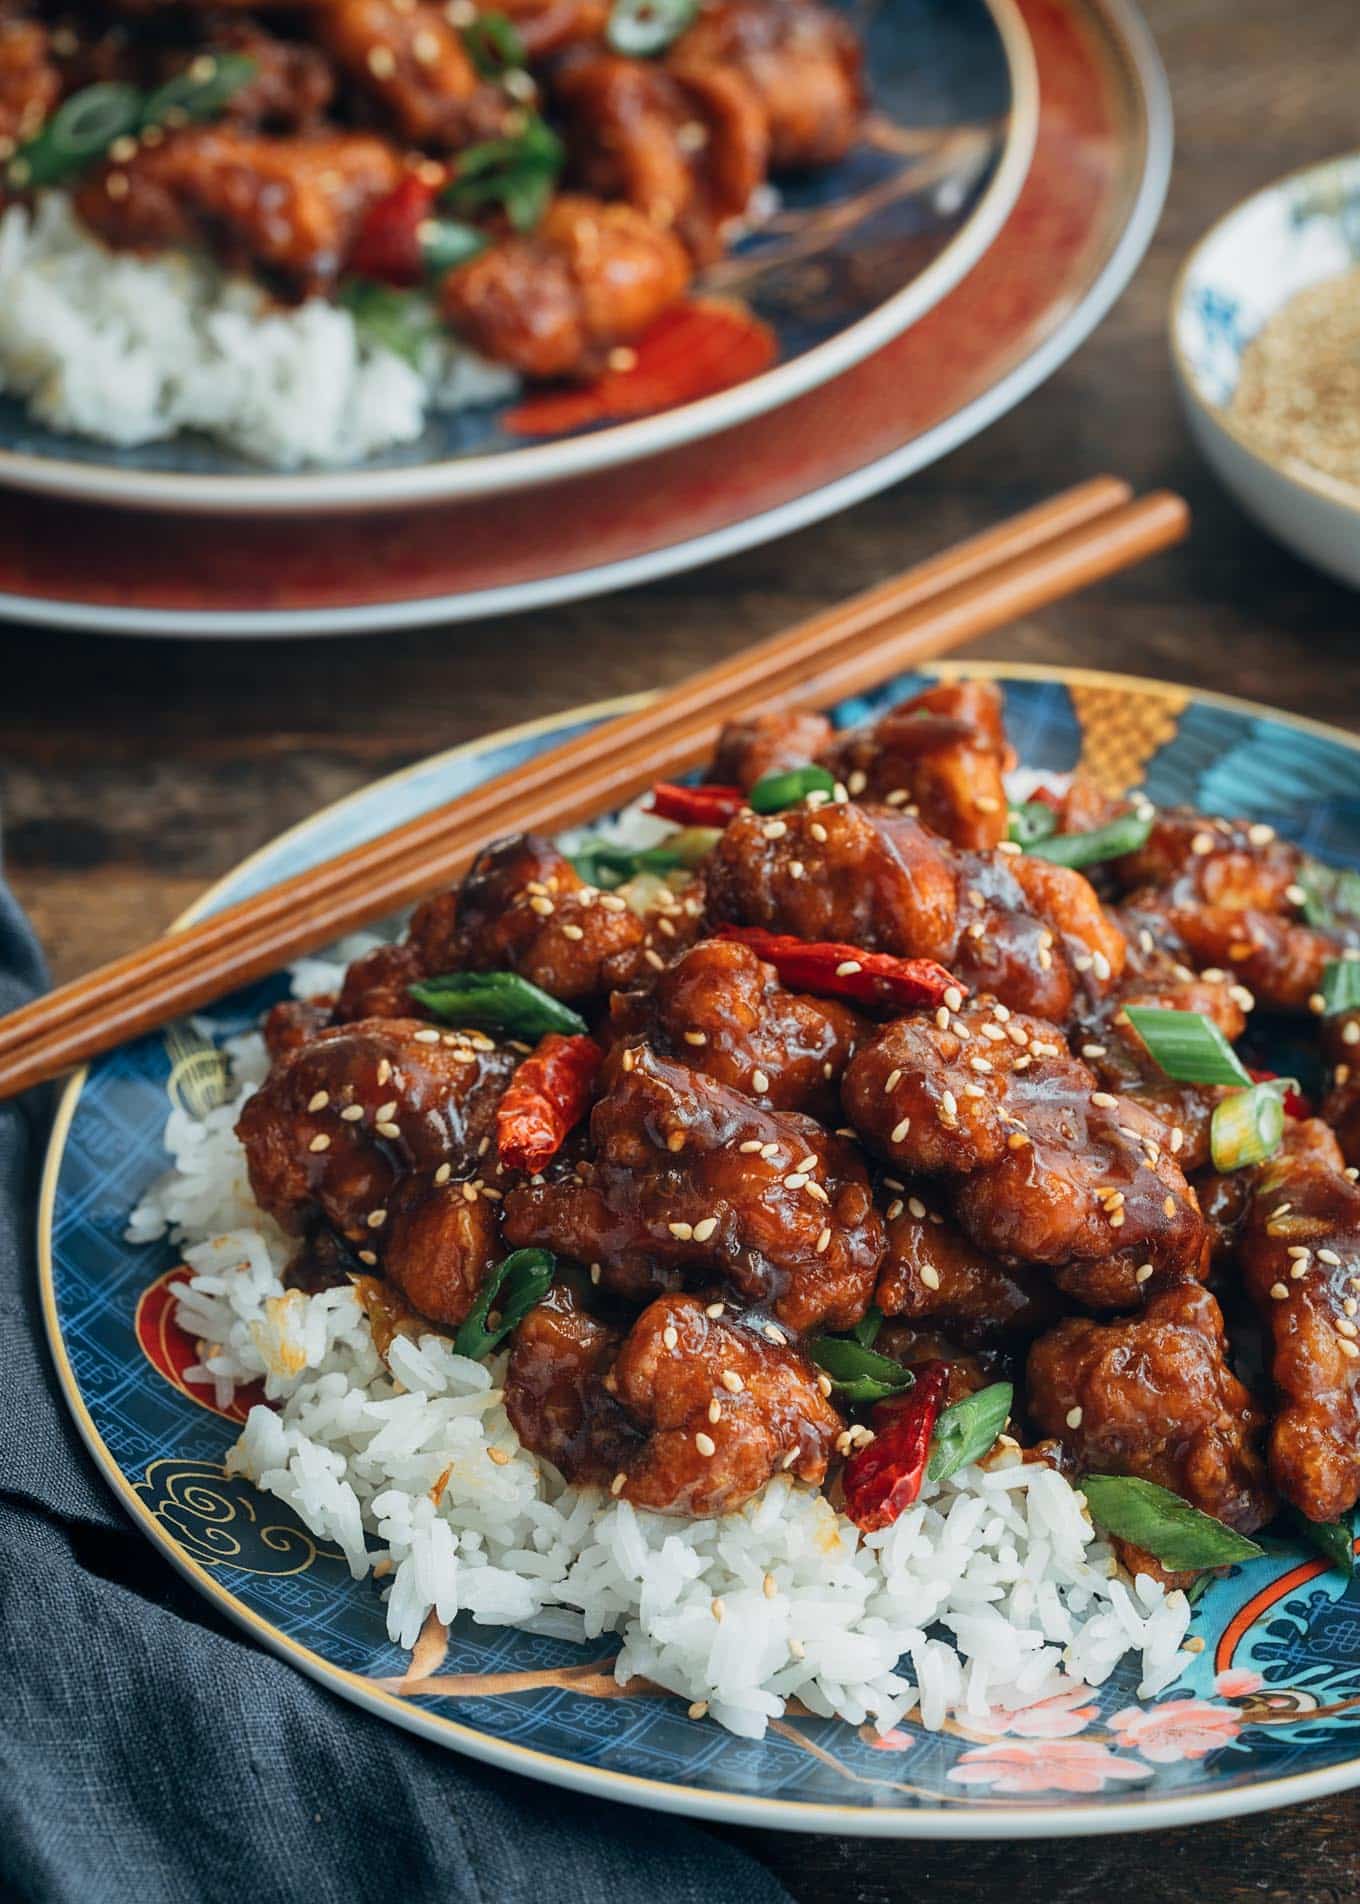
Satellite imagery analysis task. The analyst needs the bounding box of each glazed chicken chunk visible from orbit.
[842,997,1208,1309]
[875,1195,1056,1341]
[669,0,862,169]
[503,1043,884,1331]
[705,801,1125,1023]
[236,1016,517,1243]
[710,707,835,792]
[1027,1284,1275,1582]
[819,679,1013,851]
[505,1286,842,1512]
[606,936,863,1115]
[313,0,511,148]
[377,1166,503,1328]
[1239,1129,1360,1523]
[1320,1005,1360,1168]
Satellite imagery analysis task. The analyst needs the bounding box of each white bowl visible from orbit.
[1170,151,1360,588]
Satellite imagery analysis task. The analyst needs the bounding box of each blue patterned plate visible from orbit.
[40,664,1360,1835]
[0,0,1036,515]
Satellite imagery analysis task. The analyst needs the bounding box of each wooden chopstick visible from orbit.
[0,481,1187,1099]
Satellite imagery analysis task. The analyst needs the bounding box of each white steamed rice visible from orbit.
[127,927,1193,1738]
[0,193,517,467]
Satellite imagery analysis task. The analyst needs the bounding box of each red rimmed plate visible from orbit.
[0,0,1168,635]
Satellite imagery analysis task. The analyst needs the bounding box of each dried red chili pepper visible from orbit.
[349,174,438,287]
[842,1362,950,1532]
[497,1033,601,1174]
[716,926,960,1014]
[647,782,745,828]
[1247,1068,1311,1121]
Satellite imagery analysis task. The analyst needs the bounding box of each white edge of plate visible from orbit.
[0,0,1038,518]
[37,660,1360,1835]
[0,0,1172,639]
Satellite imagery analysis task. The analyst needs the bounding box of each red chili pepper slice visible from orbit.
[647,782,746,828]
[1026,784,1065,813]
[349,175,439,287]
[1247,1068,1311,1121]
[842,1362,950,1532]
[716,925,961,1014]
[497,1033,601,1174]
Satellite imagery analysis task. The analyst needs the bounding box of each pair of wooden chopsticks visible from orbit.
[0,477,1188,1101]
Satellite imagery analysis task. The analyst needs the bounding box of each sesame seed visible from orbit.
[847,770,867,795]
[1270,1282,1289,1300]
[1191,831,1214,855]
[760,1142,779,1160]
[529,895,554,916]
[377,1122,400,1140]
[782,1450,799,1470]
[941,1091,958,1118]
[1169,1127,1184,1154]
[884,1067,903,1092]
[1291,1263,1308,1281]
[375,1100,397,1122]
[1135,1263,1154,1284]
[367,44,397,76]
[611,1472,627,1495]
[687,1700,708,1720]
[721,1370,744,1394]
[308,1133,331,1153]
[815,1226,832,1253]
[668,1221,694,1240]
[667,1131,686,1153]
[376,1059,393,1085]
[762,820,787,841]
[561,922,585,941]
[1164,1196,1177,1218]
[307,1091,330,1112]
[1092,952,1112,981]
[1285,882,1307,906]
[997,840,1022,856]
[589,1262,602,1284]
[683,1030,708,1046]
[1184,1635,1206,1655]
[707,1398,722,1425]
[358,1249,378,1266]
[739,1139,763,1153]
[1338,1319,1358,1339]
[1342,1339,1360,1361]
[695,1432,716,1457]
[1248,822,1275,846]
[644,949,666,971]
[663,1325,679,1349]
[752,1069,770,1094]
[944,986,964,1011]
[1074,954,1093,973]
[621,1049,635,1072]
[891,1117,911,1144]
[762,1322,786,1346]
[435,1163,452,1184]
[981,1022,1006,1042]
[920,1264,941,1291]
[340,1104,365,1122]
[693,1216,719,1242]
[367,1208,388,1229]
[807,1181,830,1204]
[796,1155,817,1174]
[810,822,828,843]
[414,1028,441,1044]
[1091,1091,1118,1109]
[599,894,628,912]
[461,1181,479,1203]
[1310,993,1327,1015]
[1320,1249,1343,1266]
[1066,1406,1083,1429]
[706,1301,725,1318]
[836,960,862,977]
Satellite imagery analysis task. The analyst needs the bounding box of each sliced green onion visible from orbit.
[453,1248,557,1360]
[927,1381,1013,1485]
[1024,811,1152,869]
[461,11,528,77]
[420,216,488,278]
[1008,801,1059,848]
[9,82,142,188]
[337,280,437,367]
[1123,1006,1253,1087]
[851,1306,883,1350]
[606,0,698,55]
[1297,860,1360,933]
[1292,1510,1355,1578]
[569,825,721,889]
[1082,1475,1264,1572]
[806,1335,915,1405]
[1211,1080,1288,1172]
[142,52,257,129]
[409,971,587,1040]
[444,114,563,232]
[748,764,838,814]
[1320,956,1360,1017]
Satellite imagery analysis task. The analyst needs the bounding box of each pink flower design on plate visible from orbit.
[964,1681,1099,1740]
[1213,1668,1264,1699]
[1107,1698,1243,1764]
[947,1739,1151,1794]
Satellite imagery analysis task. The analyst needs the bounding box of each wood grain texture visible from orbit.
[2,0,1358,1887]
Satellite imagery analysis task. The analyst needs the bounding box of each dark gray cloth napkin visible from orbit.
[0,874,789,1904]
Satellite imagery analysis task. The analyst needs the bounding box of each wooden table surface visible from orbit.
[4,0,1360,1894]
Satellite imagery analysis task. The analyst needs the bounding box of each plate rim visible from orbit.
[37,659,1360,1837]
[0,0,1038,519]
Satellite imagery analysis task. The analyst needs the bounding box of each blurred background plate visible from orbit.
[0,0,1037,515]
[0,0,1169,635]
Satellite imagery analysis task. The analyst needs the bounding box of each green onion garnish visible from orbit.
[9,82,142,188]
[1297,861,1360,933]
[444,114,563,232]
[1122,1006,1253,1087]
[748,764,838,814]
[850,1305,883,1349]
[1023,810,1152,869]
[927,1382,1013,1485]
[569,825,721,889]
[1320,956,1360,1017]
[1081,1475,1264,1571]
[420,216,488,278]
[141,52,258,129]
[461,11,528,77]
[337,280,437,367]
[1008,801,1059,848]
[409,970,588,1040]
[606,0,698,55]
[453,1248,557,1360]
[1210,1080,1287,1173]
[1291,1510,1356,1578]
[806,1334,915,1405]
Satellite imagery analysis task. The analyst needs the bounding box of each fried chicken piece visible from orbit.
[842,998,1208,1310]
[1027,1285,1275,1582]
[0,6,57,146]
[495,0,609,57]
[668,0,861,169]
[1239,1131,1360,1522]
[504,1282,642,1485]
[554,52,767,260]
[335,941,429,1023]
[237,1016,517,1243]
[874,1320,1012,1408]
[705,802,1125,1023]
[503,1044,883,1331]
[710,707,834,792]
[188,19,334,133]
[442,193,691,379]
[606,936,862,1116]
[1321,1006,1360,1167]
[377,1166,502,1327]
[417,832,650,1003]
[819,679,1012,851]
[312,0,510,148]
[875,1195,1056,1340]
[263,995,335,1061]
[1115,810,1303,910]
[75,126,403,298]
